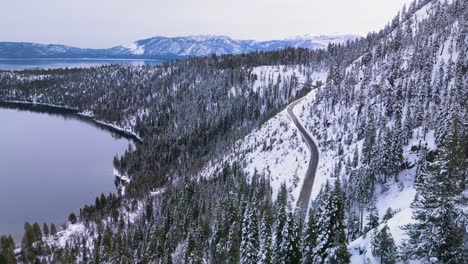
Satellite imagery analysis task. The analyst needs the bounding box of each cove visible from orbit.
[0,105,132,240]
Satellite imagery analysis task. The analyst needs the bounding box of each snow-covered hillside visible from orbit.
[200,65,327,206]
[202,0,467,262]
[112,34,360,57]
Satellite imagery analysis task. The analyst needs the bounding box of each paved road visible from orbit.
[287,97,319,216]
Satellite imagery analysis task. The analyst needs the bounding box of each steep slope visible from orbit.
[201,0,466,262]
[292,0,466,262]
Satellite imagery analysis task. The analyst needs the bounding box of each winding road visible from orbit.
[287,97,319,215]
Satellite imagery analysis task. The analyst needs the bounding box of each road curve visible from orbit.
[287,97,319,215]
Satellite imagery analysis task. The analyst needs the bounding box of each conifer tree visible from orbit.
[275,183,288,262]
[301,210,318,264]
[259,214,273,264]
[324,178,350,263]
[50,224,57,236]
[313,181,350,263]
[372,225,397,264]
[43,223,49,237]
[365,201,379,232]
[240,203,259,264]
[0,235,16,264]
[282,212,301,264]
[227,220,240,264]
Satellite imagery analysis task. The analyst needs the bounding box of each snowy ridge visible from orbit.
[0,34,360,59]
[122,42,145,55]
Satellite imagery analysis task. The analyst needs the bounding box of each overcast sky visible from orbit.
[0,0,414,48]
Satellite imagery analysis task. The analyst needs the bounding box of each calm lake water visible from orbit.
[0,107,131,240]
[0,58,163,70]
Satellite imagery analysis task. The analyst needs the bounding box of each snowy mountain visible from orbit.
[0,34,360,59]
[0,42,108,59]
[241,34,360,52]
[112,34,360,57]
[109,35,247,57]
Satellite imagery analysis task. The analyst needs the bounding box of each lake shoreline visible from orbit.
[0,100,142,143]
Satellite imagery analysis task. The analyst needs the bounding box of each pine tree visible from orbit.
[259,214,273,264]
[403,106,413,144]
[324,178,350,263]
[391,110,404,176]
[313,183,331,261]
[372,225,397,264]
[275,183,288,263]
[278,213,301,264]
[314,181,350,263]
[362,110,376,165]
[382,208,394,222]
[365,201,379,232]
[0,235,17,264]
[50,224,57,236]
[32,222,42,242]
[227,220,240,264]
[42,223,49,237]
[301,210,318,264]
[240,203,259,264]
[185,227,203,264]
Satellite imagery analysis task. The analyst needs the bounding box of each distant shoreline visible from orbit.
[0,100,142,143]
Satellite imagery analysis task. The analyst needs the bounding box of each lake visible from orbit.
[0,58,163,71]
[0,106,131,241]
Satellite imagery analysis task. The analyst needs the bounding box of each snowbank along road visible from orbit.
[287,96,319,216]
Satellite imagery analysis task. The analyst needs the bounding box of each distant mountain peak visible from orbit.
[0,34,361,59]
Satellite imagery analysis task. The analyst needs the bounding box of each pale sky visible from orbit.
[0,0,414,48]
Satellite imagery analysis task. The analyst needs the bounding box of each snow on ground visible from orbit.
[123,42,145,55]
[347,127,437,263]
[250,65,325,95]
[349,207,415,264]
[200,105,309,204]
[200,66,326,206]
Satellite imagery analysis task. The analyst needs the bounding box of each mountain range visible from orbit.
[0,34,360,59]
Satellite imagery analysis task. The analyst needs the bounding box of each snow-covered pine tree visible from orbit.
[371,224,397,264]
[240,203,259,264]
[227,219,241,264]
[301,209,318,264]
[278,212,301,264]
[323,178,350,263]
[313,180,350,263]
[365,199,379,232]
[274,183,288,263]
[259,214,273,264]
